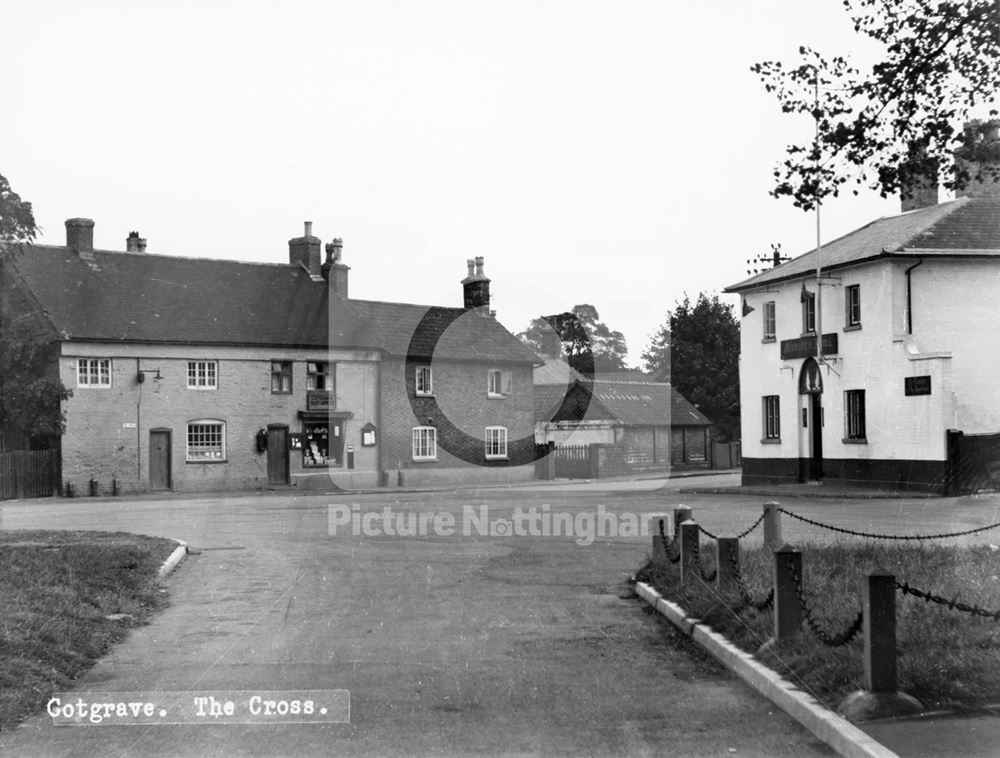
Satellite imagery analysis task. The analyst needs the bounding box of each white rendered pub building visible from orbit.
[726,124,1000,493]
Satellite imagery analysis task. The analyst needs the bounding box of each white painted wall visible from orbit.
[739,258,958,464]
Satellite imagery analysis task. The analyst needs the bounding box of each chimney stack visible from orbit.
[65,218,95,259]
[126,231,148,253]
[899,142,939,213]
[289,220,322,279]
[955,119,1000,199]
[322,237,349,298]
[461,256,490,311]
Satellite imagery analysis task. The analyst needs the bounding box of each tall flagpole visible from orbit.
[815,71,823,365]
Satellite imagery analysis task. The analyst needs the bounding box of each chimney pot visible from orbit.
[304,221,313,237]
[126,231,148,253]
[322,237,349,297]
[461,256,490,311]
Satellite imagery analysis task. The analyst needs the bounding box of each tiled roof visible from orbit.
[6,243,536,363]
[348,299,540,363]
[726,196,1000,292]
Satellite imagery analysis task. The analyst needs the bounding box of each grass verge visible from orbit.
[0,530,177,731]
[636,541,1000,712]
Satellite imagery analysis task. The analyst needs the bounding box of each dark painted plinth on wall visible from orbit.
[743,457,946,494]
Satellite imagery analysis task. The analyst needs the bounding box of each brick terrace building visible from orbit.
[1,220,538,494]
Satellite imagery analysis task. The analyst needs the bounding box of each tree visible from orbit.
[752,0,1000,210]
[0,172,69,448]
[518,304,629,375]
[643,293,740,441]
[0,173,38,242]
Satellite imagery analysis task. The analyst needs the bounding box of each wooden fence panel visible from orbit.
[948,431,1000,495]
[0,450,59,500]
[553,444,593,479]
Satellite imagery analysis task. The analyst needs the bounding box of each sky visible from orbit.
[0,0,952,366]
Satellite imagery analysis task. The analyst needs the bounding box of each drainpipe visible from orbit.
[904,259,924,334]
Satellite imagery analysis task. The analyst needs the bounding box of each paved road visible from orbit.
[0,482,840,757]
[3,481,999,757]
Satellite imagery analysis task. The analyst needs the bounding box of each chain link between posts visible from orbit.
[778,508,1000,542]
[690,541,717,583]
[896,580,1000,621]
[785,554,863,646]
[658,520,681,564]
[725,540,773,611]
[697,512,766,542]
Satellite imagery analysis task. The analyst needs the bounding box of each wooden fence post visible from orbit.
[838,571,922,721]
[673,506,692,541]
[679,520,699,586]
[864,570,899,693]
[763,501,782,552]
[717,537,739,593]
[647,513,671,566]
[772,544,802,641]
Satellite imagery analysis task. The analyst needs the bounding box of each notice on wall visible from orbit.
[905,376,932,396]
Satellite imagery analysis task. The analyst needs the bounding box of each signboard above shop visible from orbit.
[780,333,839,361]
[306,390,334,411]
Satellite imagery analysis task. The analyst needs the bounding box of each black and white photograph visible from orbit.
[2,1,999,756]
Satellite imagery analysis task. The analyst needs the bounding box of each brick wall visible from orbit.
[59,344,379,494]
[379,356,535,485]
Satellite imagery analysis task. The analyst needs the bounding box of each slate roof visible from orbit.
[533,355,586,385]
[534,376,712,428]
[725,196,1000,292]
[5,243,537,363]
[592,381,712,427]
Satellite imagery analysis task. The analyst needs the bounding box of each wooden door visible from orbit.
[150,429,171,490]
[267,425,289,484]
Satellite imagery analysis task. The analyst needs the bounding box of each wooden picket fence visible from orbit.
[0,449,60,499]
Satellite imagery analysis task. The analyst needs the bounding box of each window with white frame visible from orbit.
[271,361,292,394]
[187,360,217,389]
[485,426,508,459]
[763,301,776,340]
[845,390,866,440]
[412,426,437,460]
[415,366,433,395]
[307,361,333,391]
[488,369,512,397]
[187,420,226,461]
[77,358,111,387]
[845,284,861,327]
[802,291,816,334]
[763,396,780,440]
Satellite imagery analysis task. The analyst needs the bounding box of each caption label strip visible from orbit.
[47,690,350,726]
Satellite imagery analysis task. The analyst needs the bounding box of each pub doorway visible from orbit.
[799,357,824,481]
